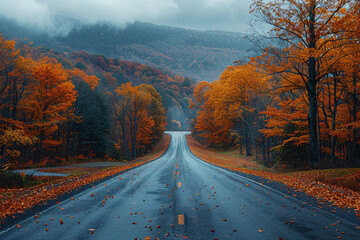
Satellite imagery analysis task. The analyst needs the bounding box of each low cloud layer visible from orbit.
[0,0,251,34]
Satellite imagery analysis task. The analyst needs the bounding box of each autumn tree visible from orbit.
[190,81,233,145]
[0,36,37,167]
[0,129,34,170]
[0,36,34,122]
[137,84,166,145]
[112,83,164,160]
[251,0,358,166]
[112,83,132,160]
[22,58,77,163]
[190,62,274,164]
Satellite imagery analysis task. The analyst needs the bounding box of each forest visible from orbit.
[0,35,193,169]
[190,0,360,169]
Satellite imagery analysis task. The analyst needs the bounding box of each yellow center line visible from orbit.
[178,214,184,225]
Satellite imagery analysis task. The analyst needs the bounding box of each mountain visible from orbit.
[0,18,253,82]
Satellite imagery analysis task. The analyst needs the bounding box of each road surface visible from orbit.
[1,131,360,239]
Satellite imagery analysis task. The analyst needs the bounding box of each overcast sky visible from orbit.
[0,0,253,34]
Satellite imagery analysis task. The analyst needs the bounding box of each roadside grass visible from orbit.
[285,169,360,192]
[0,134,171,221]
[186,135,360,215]
[38,167,110,176]
[186,135,260,170]
[187,135,360,193]
[132,133,171,163]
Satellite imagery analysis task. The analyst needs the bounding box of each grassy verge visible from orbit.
[186,135,360,216]
[0,134,171,221]
[38,167,109,175]
[285,169,360,192]
[186,135,260,170]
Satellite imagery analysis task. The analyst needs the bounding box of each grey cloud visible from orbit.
[0,0,252,34]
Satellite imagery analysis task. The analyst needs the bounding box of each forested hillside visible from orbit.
[0,19,252,82]
[0,35,193,169]
[38,47,195,130]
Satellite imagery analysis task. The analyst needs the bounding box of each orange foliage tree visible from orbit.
[21,58,77,163]
[250,0,359,166]
[112,83,165,160]
[0,36,36,168]
[190,63,271,160]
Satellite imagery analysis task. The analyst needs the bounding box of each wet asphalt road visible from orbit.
[1,131,360,240]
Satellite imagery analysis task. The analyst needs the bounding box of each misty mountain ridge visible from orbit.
[0,18,254,82]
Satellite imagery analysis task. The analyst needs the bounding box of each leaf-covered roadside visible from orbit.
[0,134,170,222]
[186,135,360,218]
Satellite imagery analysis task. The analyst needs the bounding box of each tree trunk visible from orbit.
[331,77,339,165]
[352,73,358,163]
[65,122,71,161]
[132,118,137,160]
[245,129,252,156]
[123,119,129,161]
[307,0,319,166]
[36,131,44,164]
[261,134,266,163]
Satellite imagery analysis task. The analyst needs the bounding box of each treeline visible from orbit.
[0,36,170,169]
[190,0,360,169]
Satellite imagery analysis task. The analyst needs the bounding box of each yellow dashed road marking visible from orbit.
[178,215,184,225]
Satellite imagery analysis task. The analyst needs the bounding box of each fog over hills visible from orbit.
[0,18,254,82]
